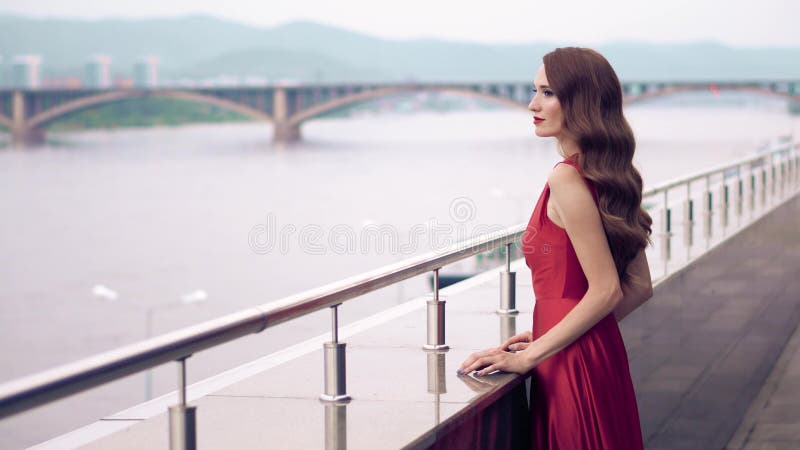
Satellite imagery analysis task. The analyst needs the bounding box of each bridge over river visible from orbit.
[2,80,799,145]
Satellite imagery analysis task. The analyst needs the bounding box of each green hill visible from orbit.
[185,47,387,81]
[1,14,799,83]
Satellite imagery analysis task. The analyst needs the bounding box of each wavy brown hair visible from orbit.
[543,47,653,286]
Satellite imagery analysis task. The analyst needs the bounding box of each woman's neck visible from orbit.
[558,137,581,160]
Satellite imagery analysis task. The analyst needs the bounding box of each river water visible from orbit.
[1,92,798,448]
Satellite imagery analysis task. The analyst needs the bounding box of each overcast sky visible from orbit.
[1,0,798,47]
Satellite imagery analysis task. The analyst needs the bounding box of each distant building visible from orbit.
[41,77,82,89]
[133,56,159,88]
[113,77,134,89]
[11,55,42,89]
[84,55,112,89]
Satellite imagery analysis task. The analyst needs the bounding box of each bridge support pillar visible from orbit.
[272,87,302,144]
[272,122,301,143]
[11,127,46,146]
[10,91,45,146]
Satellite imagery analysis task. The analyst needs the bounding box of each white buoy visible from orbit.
[180,290,208,304]
[91,285,119,301]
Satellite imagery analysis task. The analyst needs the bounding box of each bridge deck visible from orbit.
[37,193,800,450]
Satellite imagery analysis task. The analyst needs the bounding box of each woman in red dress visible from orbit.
[458,47,655,449]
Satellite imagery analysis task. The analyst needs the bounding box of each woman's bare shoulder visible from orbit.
[547,162,586,193]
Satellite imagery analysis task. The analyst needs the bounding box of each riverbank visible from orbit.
[47,97,251,131]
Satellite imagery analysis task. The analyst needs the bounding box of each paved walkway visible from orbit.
[619,192,800,450]
[726,319,800,450]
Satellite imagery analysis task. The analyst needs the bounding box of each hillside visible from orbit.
[1,14,799,82]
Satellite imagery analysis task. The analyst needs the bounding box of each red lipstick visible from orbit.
[533,117,544,124]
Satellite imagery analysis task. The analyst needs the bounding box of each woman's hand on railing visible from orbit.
[455,331,535,376]
[499,331,533,352]
[457,343,535,376]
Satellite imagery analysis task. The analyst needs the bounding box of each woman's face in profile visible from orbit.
[528,65,564,139]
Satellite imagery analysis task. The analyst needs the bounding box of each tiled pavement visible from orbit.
[620,193,800,450]
[726,317,800,450]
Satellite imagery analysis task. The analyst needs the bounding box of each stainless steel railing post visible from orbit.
[659,190,671,265]
[788,155,797,191]
[497,243,518,315]
[424,268,449,351]
[735,173,743,224]
[682,201,693,260]
[719,182,728,229]
[682,183,693,253]
[770,153,777,199]
[703,176,712,240]
[169,357,196,450]
[321,304,351,403]
[794,154,799,188]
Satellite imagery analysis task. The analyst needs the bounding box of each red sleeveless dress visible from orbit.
[521,156,644,450]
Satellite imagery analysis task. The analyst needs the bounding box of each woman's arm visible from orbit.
[517,164,624,369]
[613,248,654,322]
[460,163,624,376]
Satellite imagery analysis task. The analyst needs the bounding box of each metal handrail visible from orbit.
[0,224,525,419]
[0,134,797,446]
[642,138,793,196]
[642,136,799,282]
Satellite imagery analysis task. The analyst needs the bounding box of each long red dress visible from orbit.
[521,156,644,449]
